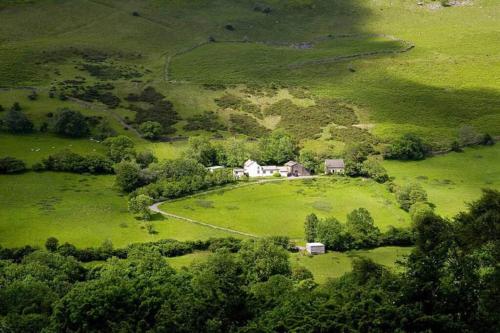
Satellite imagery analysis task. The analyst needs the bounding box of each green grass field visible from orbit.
[0,172,234,248]
[160,177,410,240]
[291,246,413,284]
[161,246,413,284]
[384,145,500,217]
[0,0,498,250]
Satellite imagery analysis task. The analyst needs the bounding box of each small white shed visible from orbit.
[306,242,325,255]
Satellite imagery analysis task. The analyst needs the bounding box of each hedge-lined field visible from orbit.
[160,178,410,241]
[383,145,500,217]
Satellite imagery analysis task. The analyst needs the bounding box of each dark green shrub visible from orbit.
[0,157,26,174]
[2,109,34,133]
[53,109,90,138]
[40,150,113,174]
[384,133,428,160]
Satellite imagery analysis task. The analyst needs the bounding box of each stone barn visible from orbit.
[284,161,311,177]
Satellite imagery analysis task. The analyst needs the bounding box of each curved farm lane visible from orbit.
[149,176,319,238]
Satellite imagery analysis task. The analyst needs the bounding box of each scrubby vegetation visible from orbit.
[127,87,179,134]
[265,98,358,139]
[228,114,269,137]
[0,157,26,174]
[215,94,262,119]
[183,111,227,132]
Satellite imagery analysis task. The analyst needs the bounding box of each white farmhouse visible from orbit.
[244,160,262,177]
[306,242,326,255]
[242,160,288,178]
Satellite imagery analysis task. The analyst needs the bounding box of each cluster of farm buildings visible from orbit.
[222,159,346,178]
[208,159,345,255]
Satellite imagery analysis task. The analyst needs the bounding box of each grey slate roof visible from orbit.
[325,159,345,168]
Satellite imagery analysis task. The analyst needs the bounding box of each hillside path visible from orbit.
[149,176,319,238]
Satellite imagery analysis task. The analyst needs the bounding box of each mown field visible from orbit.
[0,172,233,248]
[160,177,410,241]
[384,145,500,217]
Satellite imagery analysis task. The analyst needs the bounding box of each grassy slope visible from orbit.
[0,0,497,145]
[160,178,410,240]
[384,145,500,217]
[0,172,234,247]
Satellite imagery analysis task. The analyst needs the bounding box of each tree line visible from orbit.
[0,189,498,332]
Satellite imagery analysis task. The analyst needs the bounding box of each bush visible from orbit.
[480,133,495,146]
[384,134,428,160]
[344,142,374,176]
[265,98,358,139]
[114,161,143,192]
[396,183,428,211]
[28,91,38,101]
[128,194,154,220]
[140,121,163,140]
[207,237,242,253]
[136,151,157,168]
[458,125,480,146]
[183,111,227,132]
[0,157,26,174]
[379,227,415,246]
[130,87,179,134]
[2,109,34,133]
[450,140,462,152]
[361,159,389,183]
[103,135,136,162]
[45,237,59,252]
[39,150,113,174]
[11,102,21,111]
[53,109,90,138]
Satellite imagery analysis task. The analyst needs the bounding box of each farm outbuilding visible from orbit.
[306,242,326,255]
[324,159,345,174]
[284,161,311,177]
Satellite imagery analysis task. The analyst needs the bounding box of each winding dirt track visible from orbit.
[149,176,320,238]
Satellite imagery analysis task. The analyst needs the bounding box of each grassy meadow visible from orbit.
[384,145,500,217]
[160,177,410,241]
[0,172,234,248]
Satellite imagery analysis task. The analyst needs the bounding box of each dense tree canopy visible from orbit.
[259,130,298,165]
[0,190,498,332]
